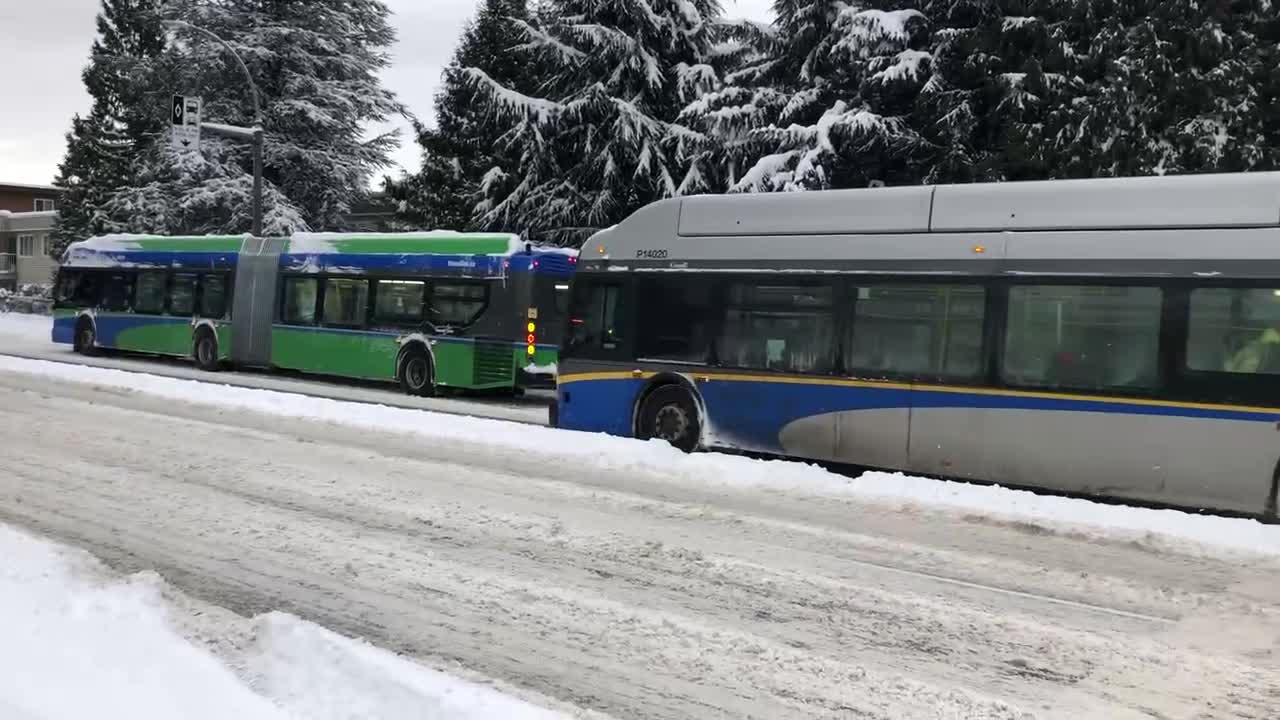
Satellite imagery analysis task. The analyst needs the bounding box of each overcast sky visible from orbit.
[0,0,774,187]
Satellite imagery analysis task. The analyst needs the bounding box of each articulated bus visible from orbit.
[52,232,576,395]
[554,172,1280,517]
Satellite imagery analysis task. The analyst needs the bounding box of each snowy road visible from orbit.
[1,369,1278,718]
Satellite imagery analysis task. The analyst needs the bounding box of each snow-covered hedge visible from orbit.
[0,283,53,315]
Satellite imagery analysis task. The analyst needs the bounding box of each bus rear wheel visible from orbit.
[398,348,436,397]
[637,384,701,453]
[73,318,97,356]
[194,330,220,372]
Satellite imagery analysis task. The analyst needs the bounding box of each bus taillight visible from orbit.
[527,320,537,356]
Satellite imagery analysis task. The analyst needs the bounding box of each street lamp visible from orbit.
[162,19,265,237]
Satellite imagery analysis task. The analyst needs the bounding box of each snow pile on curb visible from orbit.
[0,523,567,720]
[3,354,1280,560]
[0,312,52,343]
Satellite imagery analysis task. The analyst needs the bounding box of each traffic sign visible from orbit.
[170,94,202,152]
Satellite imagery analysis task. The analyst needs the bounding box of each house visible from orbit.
[0,182,59,290]
[0,182,58,214]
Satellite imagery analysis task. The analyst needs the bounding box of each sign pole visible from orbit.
[252,129,264,238]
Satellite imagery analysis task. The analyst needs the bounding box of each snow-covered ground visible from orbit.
[0,358,1278,718]
[1,352,1276,559]
[0,311,52,343]
[0,523,568,720]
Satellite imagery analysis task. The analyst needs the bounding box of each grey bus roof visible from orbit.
[580,172,1280,276]
[674,172,1280,237]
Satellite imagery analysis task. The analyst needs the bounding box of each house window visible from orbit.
[34,198,56,212]
[17,235,36,257]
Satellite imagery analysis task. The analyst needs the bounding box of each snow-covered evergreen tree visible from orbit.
[104,138,306,235]
[388,0,539,232]
[1041,0,1274,178]
[106,0,402,235]
[684,1,933,193]
[917,0,1085,182]
[52,0,168,258]
[464,0,723,244]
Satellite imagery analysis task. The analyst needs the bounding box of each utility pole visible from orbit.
[163,19,265,237]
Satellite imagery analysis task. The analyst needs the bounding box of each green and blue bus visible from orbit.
[52,232,576,394]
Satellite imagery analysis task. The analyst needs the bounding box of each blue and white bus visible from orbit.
[553,172,1280,517]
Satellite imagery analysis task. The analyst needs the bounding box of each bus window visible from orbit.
[282,277,319,325]
[55,271,85,307]
[102,273,134,312]
[717,283,835,374]
[636,277,713,362]
[170,274,197,316]
[848,284,986,379]
[429,283,487,326]
[567,281,628,354]
[134,272,166,315]
[1003,285,1162,391]
[1187,287,1280,375]
[201,274,229,319]
[554,282,570,317]
[373,280,425,326]
[323,278,369,327]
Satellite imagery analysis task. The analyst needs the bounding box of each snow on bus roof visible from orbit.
[68,234,250,253]
[287,231,525,256]
[63,232,579,261]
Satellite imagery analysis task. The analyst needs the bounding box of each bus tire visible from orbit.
[194,330,220,372]
[636,384,702,453]
[398,347,435,397]
[73,317,97,356]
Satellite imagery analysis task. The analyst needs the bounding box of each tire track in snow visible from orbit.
[1,375,1277,719]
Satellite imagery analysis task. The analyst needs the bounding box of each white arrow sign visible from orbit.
[170,94,202,153]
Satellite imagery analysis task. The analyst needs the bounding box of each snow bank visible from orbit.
[0,524,287,720]
[0,312,52,343]
[244,613,566,720]
[0,523,566,720]
[4,354,1280,560]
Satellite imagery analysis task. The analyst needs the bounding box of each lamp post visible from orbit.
[163,19,265,237]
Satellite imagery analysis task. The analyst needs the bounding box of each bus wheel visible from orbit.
[73,318,97,356]
[398,348,435,397]
[637,385,701,453]
[194,330,221,372]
